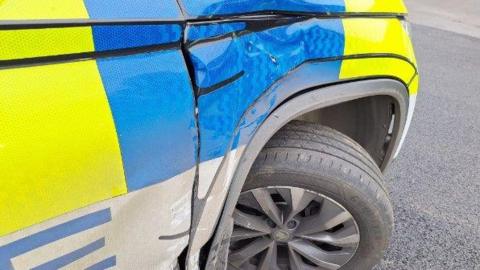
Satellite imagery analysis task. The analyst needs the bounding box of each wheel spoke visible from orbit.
[251,188,283,226]
[231,227,269,241]
[298,223,360,247]
[289,247,303,270]
[238,192,263,212]
[285,187,316,221]
[288,248,318,270]
[233,209,272,233]
[229,237,273,267]
[297,199,353,235]
[258,242,279,270]
[288,239,352,269]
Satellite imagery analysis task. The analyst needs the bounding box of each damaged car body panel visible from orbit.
[186,17,416,165]
[184,14,417,268]
[0,0,418,269]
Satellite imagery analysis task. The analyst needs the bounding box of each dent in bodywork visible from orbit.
[186,22,247,44]
[187,18,345,163]
[186,17,416,166]
[0,2,418,269]
[185,15,417,269]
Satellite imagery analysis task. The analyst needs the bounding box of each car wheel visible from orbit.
[227,121,394,270]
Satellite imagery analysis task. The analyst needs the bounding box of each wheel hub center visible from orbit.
[272,230,291,242]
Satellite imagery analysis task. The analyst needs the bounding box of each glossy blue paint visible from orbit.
[0,209,111,270]
[190,38,242,89]
[187,22,247,42]
[97,50,197,191]
[180,0,345,18]
[234,61,343,149]
[189,19,345,161]
[85,256,117,270]
[32,238,105,270]
[92,24,182,51]
[83,0,183,19]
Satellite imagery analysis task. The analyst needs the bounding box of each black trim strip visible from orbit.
[187,11,406,22]
[0,11,405,30]
[198,70,245,96]
[196,53,417,96]
[0,19,184,30]
[0,42,180,69]
[272,53,418,92]
[185,15,406,48]
[158,230,190,240]
[310,53,418,74]
[185,16,309,47]
[407,72,418,86]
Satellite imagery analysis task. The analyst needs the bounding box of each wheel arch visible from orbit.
[292,89,400,169]
[203,78,409,268]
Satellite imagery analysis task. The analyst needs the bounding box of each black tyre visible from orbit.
[228,121,393,270]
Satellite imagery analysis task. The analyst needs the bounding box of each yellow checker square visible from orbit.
[0,60,127,237]
[0,0,89,20]
[345,0,407,13]
[343,18,417,65]
[0,27,95,61]
[340,57,416,86]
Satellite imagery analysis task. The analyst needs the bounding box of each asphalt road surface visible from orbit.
[404,0,480,39]
[374,21,480,270]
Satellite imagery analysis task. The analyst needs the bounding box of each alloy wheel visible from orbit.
[228,186,360,270]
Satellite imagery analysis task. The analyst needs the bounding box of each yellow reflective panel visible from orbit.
[345,0,407,13]
[0,61,127,237]
[340,57,416,87]
[0,27,94,61]
[0,0,89,20]
[343,18,417,65]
